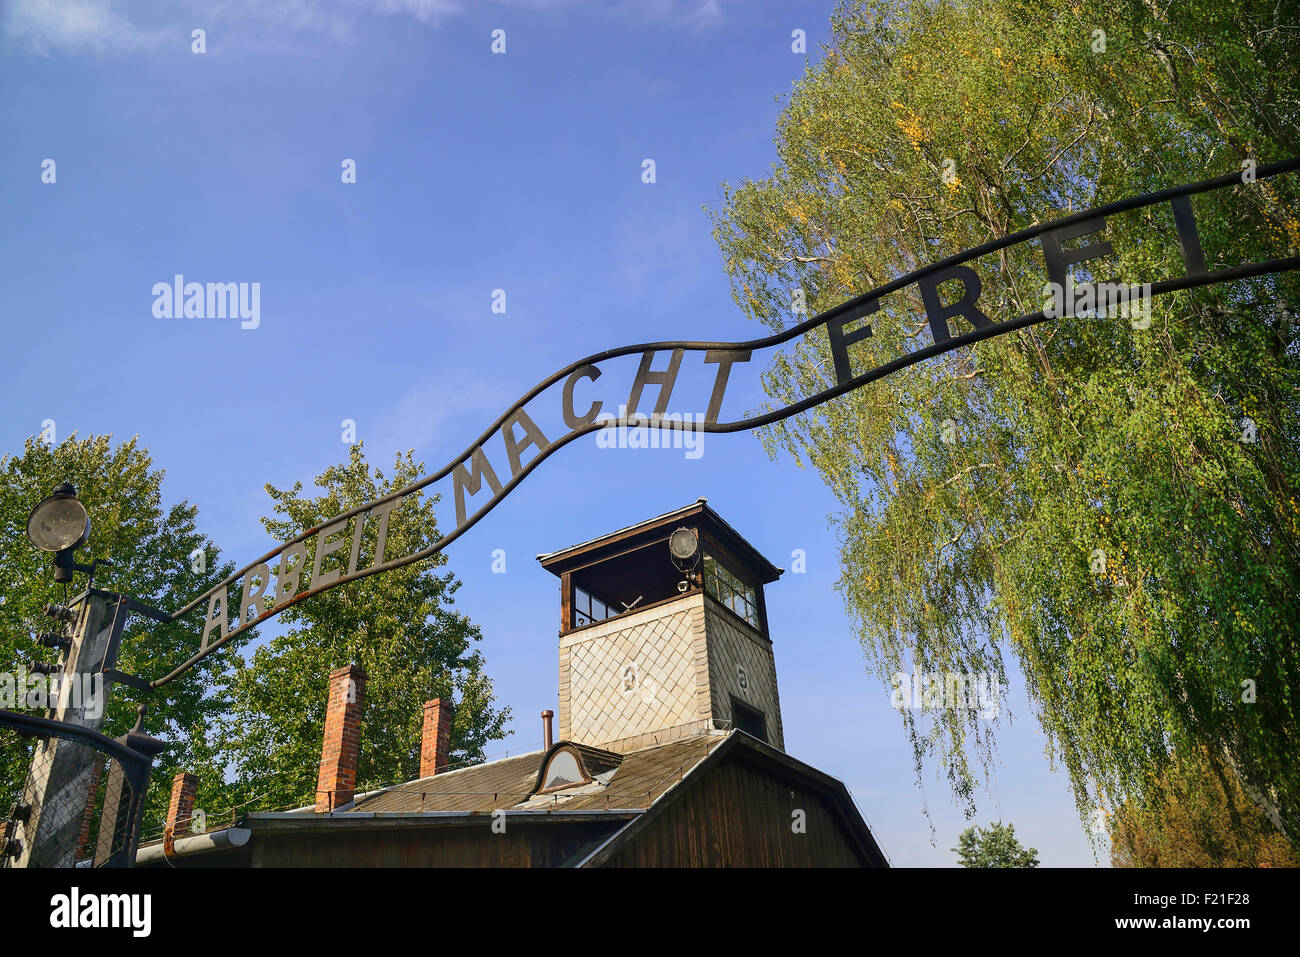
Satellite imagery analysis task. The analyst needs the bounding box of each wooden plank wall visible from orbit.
[247,820,620,867]
[608,757,872,867]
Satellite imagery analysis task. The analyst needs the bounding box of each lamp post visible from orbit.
[7,482,162,867]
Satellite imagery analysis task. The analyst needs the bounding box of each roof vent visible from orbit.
[533,742,623,795]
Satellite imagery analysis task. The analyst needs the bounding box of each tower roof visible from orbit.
[536,497,783,584]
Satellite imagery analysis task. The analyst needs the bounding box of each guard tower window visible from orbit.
[731,698,767,743]
[703,553,759,629]
[573,587,615,628]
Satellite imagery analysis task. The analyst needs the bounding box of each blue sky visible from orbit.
[0,0,1105,865]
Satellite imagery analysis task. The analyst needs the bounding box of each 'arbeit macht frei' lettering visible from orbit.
[193,187,1227,660]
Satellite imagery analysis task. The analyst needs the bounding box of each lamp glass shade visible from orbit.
[668,527,698,560]
[26,493,90,553]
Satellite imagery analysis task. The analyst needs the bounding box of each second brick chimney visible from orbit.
[315,664,367,813]
[74,756,106,860]
[166,771,200,836]
[420,698,453,778]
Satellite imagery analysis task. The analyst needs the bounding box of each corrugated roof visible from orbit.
[352,732,726,814]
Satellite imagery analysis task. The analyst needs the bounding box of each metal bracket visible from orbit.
[101,669,151,692]
[123,596,171,623]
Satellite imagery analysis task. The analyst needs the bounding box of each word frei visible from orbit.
[160,163,1293,683]
[890,671,1003,719]
[49,888,151,937]
[0,670,104,718]
[152,274,260,329]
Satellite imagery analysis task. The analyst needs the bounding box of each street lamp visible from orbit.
[14,482,163,870]
[26,482,91,583]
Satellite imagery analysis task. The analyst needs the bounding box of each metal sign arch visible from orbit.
[142,156,1300,687]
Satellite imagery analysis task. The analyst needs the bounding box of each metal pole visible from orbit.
[14,590,126,867]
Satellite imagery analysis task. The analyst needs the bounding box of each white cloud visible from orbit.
[4,0,730,56]
[626,0,725,31]
[359,0,462,25]
[3,0,161,55]
[496,0,727,31]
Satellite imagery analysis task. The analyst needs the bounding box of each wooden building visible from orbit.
[138,500,889,867]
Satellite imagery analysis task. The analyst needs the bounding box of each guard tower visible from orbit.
[537,499,785,754]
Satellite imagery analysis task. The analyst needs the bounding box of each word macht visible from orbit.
[890,671,1003,719]
[152,274,260,329]
[49,888,151,937]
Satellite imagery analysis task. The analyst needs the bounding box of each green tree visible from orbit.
[0,434,245,830]
[953,821,1039,867]
[1110,746,1300,867]
[710,0,1299,845]
[213,443,511,813]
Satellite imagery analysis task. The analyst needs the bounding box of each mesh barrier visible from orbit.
[0,710,152,868]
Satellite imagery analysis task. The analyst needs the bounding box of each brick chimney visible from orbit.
[315,664,367,812]
[166,771,200,836]
[420,698,453,778]
[74,756,105,860]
